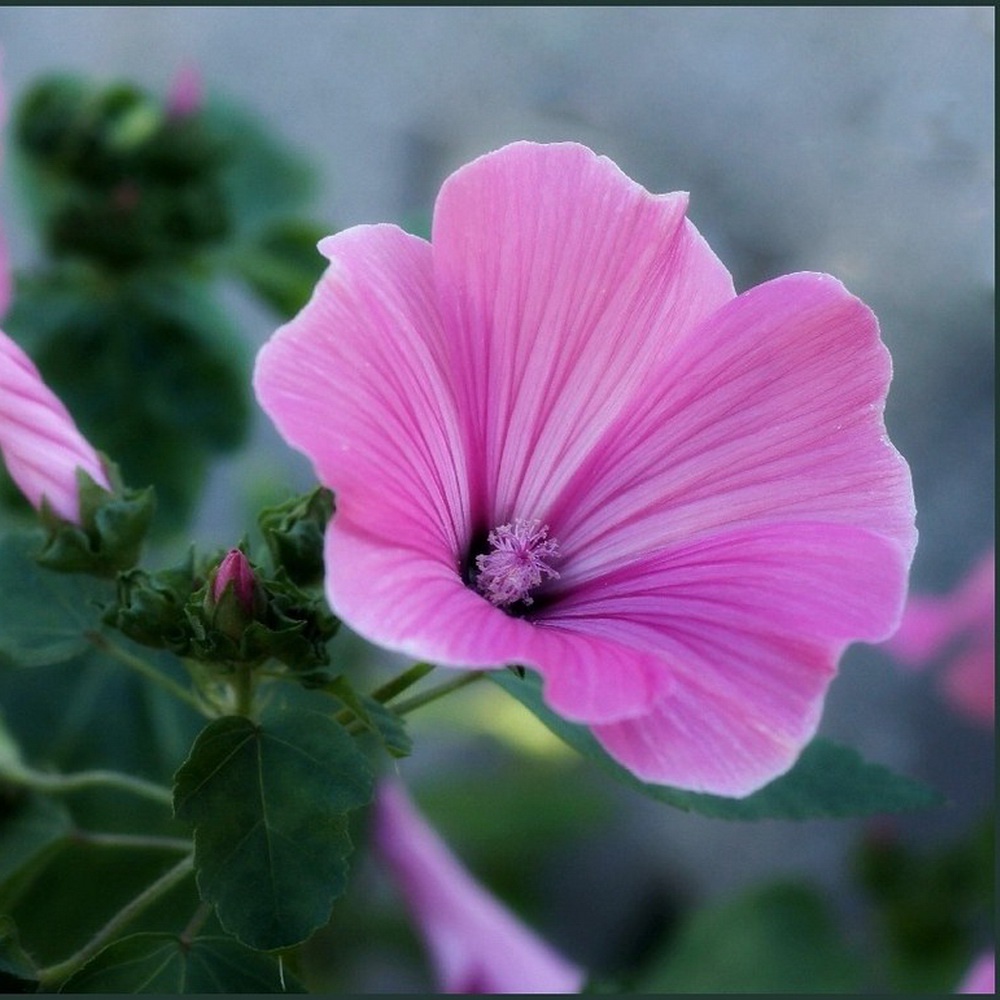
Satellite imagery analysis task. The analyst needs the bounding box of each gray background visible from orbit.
[0,5,993,986]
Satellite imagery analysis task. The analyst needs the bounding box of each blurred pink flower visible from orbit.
[884,549,994,726]
[165,62,203,119]
[372,779,584,994]
[0,50,12,317]
[956,951,995,994]
[255,141,916,795]
[0,330,111,523]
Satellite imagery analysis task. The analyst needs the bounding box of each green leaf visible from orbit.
[325,677,412,759]
[173,710,374,950]
[631,882,864,992]
[0,916,38,990]
[232,218,331,317]
[0,794,74,906]
[489,670,941,820]
[0,531,111,667]
[202,98,317,235]
[60,932,304,993]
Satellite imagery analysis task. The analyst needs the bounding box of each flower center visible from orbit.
[474,518,560,609]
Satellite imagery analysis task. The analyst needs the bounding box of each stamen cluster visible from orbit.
[474,518,560,608]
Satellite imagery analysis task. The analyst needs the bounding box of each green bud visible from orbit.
[258,487,334,586]
[36,464,155,576]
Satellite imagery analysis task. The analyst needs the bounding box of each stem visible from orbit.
[4,765,173,807]
[369,661,436,704]
[86,631,208,716]
[72,830,191,852]
[391,670,487,716]
[179,901,214,945]
[37,854,195,987]
[233,661,256,718]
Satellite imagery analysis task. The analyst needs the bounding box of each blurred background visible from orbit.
[0,6,993,992]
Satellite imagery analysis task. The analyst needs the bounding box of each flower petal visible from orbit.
[549,272,916,588]
[253,225,473,565]
[0,329,109,523]
[551,521,911,794]
[431,140,735,528]
[324,526,660,724]
[373,779,585,994]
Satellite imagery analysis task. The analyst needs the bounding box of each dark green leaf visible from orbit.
[173,711,374,950]
[60,932,304,993]
[0,916,38,990]
[0,794,74,905]
[489,670,941,819]
[632,882,864,992]
[0,531,111,667]
[202,98,316,235]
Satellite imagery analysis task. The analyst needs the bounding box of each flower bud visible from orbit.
[165,64,203,119]
[0,329,111,524]
[212,548,256,611]
[207,548,261,642]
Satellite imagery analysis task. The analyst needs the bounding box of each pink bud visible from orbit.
[212,549,256,615]
[165,63,203,119]
[0,329,111,524]
[372,779,584,994]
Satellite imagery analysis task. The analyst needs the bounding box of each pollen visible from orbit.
[475,518,560,609]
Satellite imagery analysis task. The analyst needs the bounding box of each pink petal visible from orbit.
[549,272,916,588]
[0,330,110,523]
[254,224,474,568]
[551,521,909,794]
[324,527,660,724]
[957,952,995,995]
[431,141,735,529]
[372,779,584,994]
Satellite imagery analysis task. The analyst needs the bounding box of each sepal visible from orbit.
[35,464,154,575]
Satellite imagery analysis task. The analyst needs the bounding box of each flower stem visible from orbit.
[390,670,487,716]
[3,764,173,807]
[86,631,208,716]
[233,662,256,718]
[72,830,192,852]
[36,854,195,988]
[369,661,436,704]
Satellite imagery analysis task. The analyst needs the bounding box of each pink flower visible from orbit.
[956,951,995,994]
[371,779,584,994]
[0,51,12,318]
[884,548,994,726]
[165,63,203,119]
[0,329,111,523]
[254,141,916,795]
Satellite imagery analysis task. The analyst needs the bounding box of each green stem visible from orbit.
[3,765,173,807]
[37,854,195,988]
[333,661,437,728]
[391,670,487,716]
[369,661,437,704]
[72,830,191,852]
[86,631,208,716]
[233,662,256,718]
[179,901,214,945]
